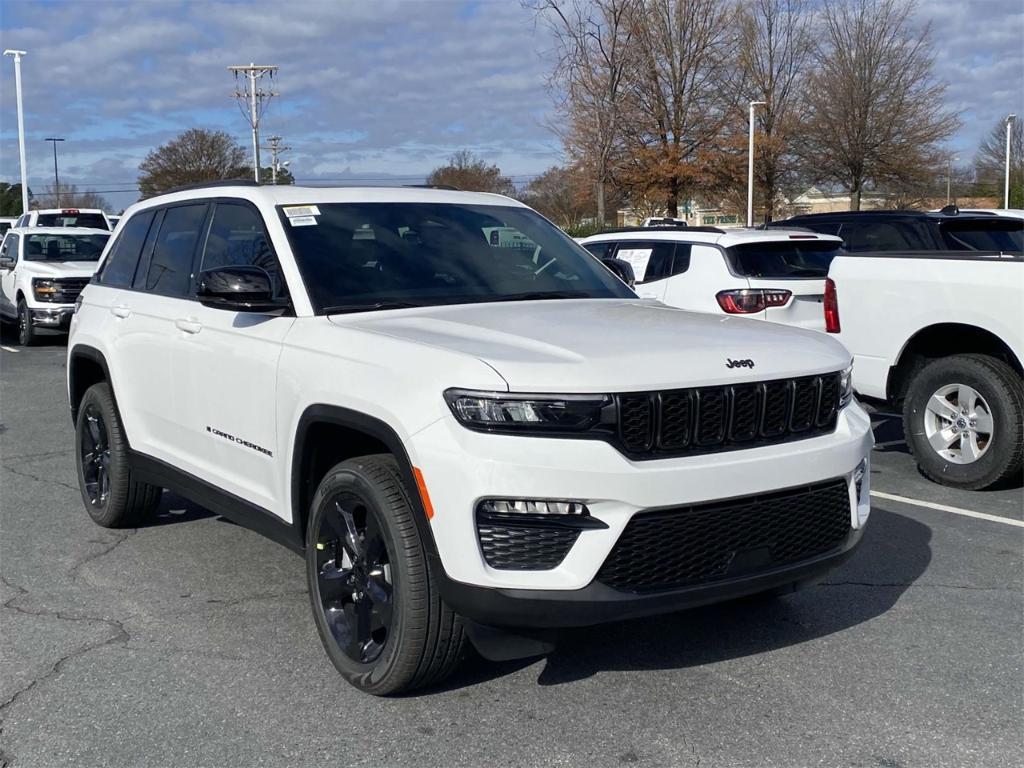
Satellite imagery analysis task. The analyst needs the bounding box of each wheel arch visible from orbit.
[68,344,115,424]
[291,405,440,560]
[889,323,1022,402]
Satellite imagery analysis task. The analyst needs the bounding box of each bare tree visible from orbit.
[426,150,516,195]
[801,0,959,210]
[531,0,638,226]
[34,184,111,211]
[974,117,1023,206]
[621,0,740,217]
[519,163,604,228]
[138,128,251,198]
[738,0,814,220]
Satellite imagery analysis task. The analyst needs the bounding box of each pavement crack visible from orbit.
[1,461,78,493]
[202,588,308,607]
[69,530,136,581]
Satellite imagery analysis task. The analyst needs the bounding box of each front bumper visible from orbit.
[29,304,74,328]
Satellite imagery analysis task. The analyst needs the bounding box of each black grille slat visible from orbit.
[477,521,579,570]
[597,479,852,592]
[614,373,842,459]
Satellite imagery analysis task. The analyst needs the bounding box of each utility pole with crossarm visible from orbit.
[264,135,291,185]
[228,63,278,184]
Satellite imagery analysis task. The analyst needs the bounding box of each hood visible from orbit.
[22,261,98,278]
[331,299,851,392]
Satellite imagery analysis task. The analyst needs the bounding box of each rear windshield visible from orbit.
[35,212,109,230]
[938,219,1023,252]
[726,240,841,278]
[25,233,110,261]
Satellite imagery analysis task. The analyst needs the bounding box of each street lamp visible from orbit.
[1006,114,1016,210]
[747,100,767,227]
[44,137,65,207]
[946,153,958,205]
[3,49,29,215]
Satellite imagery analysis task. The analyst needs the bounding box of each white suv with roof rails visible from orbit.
[579,227,844,331]
[14,207,111,231]
[67,183,872,695]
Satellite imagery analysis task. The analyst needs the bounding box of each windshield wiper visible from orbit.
[321,301,426,315]
[489,290,595,302]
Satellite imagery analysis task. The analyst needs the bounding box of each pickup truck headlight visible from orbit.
[839,364,854,407]
[33,278,58,301]
[444,389,611,433]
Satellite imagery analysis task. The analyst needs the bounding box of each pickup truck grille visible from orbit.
[36,277,90,304]
[614,372,841,459]
[596,479,852,592]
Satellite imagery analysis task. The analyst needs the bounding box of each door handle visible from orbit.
[175,318,202,335]
[111,305,131,319]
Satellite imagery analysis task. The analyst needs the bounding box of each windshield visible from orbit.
[726,240,841,278]
[35,212,109,230]
[939,219,1023,252]
[278,202,634,313]
[24,233,110,261]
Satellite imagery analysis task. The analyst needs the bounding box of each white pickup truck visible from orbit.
[828,252,1023,489]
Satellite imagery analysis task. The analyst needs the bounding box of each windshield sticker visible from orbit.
[282,205,320,218]
[615,248,653,282]
[288,215,318,227]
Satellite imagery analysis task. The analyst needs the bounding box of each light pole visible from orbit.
[1005,114,1016,210]
[44,137,65,207]
[946,153,958,205]
[3,49,29,215]
[747,100,767,227]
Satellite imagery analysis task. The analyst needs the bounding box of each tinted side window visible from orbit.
[143,204,208,297]
[97,210,155,287]
[582,241,612,259]
[670,244,691,276]
[1,234,19,263]
[200,203,285,296]
[839,221,929,252]
[614,241,677,283]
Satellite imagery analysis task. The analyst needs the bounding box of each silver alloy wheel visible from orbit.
[923,383,994,464]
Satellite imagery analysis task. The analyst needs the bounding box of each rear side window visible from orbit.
[612,241,687,283]
[838,221,930,251]
[96,211,155,287]
[34,212,109,230]
[143,204,208,297]
[582,241,613,259]
[199,203,286,297]
[939,220,1023,252]
[727,241,841,278]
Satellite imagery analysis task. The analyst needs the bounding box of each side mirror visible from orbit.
[197,266,289,312]
[601,257,636,288]
[0,255,14,270]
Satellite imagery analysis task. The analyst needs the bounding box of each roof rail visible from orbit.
[596,225,726,235]
[163,178,261,195]
[404,184,460,191]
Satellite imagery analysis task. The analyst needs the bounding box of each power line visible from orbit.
[228,63,278,183]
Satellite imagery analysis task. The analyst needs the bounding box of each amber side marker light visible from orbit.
[412,467,435,520]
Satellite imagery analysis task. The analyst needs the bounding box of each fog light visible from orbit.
[854,461,866,499]
[479,499,588,516]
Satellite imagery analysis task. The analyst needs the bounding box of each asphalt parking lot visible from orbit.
[1,336,1021,768]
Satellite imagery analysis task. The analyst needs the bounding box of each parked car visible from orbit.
[13,207,111,231]
[827,251,1022,489]
[0,227,110,345]
[578,226,844,330]
[0,216,15,235]
[770,209,1022,253]
[68,183,872,695]
[641,216,688,227]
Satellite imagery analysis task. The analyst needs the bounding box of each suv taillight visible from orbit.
[716,289,792,314]
[824,278,840,333]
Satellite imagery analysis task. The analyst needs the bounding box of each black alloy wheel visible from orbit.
[80,403,112,508]
[313,492,394,664]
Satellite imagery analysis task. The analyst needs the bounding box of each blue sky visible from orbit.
[1,0,1022,212]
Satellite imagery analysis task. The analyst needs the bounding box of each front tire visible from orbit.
[903,354,1023,490]
[75,382,163,527]
[305,455,464,695]
[17,299,37,346]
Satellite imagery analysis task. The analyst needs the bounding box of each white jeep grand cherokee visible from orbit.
[67,183,872,695]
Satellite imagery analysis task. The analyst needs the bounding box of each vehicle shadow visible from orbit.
[135,491,217,528]
[869,411,909,454]
[439,507,931,691]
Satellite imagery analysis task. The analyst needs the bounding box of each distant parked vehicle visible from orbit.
[770,208,1022,253]
[0,217,14,235]
[578,226,843,331]
[828,250,1023,489]
[0,227,110,345]
[107,214,121,229]
[13,208,111,231]
[641,216,687,227]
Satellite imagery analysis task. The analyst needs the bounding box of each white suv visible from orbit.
[68,183,872,694]
[1,226,110,345]
[579,227,844,330]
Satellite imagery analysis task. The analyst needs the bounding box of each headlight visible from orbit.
[839,364,854,407]
[33,278,57,301]
[444,389,611,433]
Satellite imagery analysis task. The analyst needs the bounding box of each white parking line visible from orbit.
[0,345,18,353]
[871,490,1024,528]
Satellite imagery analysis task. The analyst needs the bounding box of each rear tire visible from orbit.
[903,354,1023,490]
[305,455,465,695]
[75,382,162,527]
